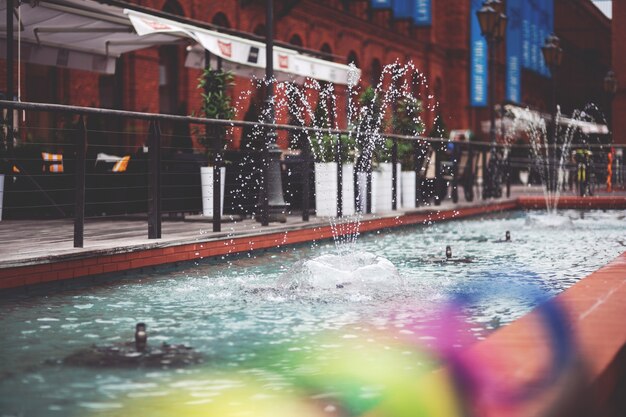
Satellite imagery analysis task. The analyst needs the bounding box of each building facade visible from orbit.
[0,0,612,148]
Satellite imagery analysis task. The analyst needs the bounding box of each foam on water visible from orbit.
[277,251,402,291]
[524,212,574,228]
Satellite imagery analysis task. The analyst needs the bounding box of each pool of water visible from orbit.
[0,209,624,416]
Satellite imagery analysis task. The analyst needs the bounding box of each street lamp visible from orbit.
[476,0,507,199]
[542,34,562,192]
[604,69,619,189]
[258,0,287,225]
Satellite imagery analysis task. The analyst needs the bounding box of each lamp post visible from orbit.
[258,0,287,225]
[476,0,507,199]
[541,34,563,192]
[603,70,618,141]
[604,70,618,188]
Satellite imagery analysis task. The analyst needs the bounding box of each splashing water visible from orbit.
[504,105,602,214]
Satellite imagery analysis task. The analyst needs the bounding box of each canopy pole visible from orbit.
[5,0,15,169]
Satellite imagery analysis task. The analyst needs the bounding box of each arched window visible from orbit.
[434,77,443,104]
[289,34,303,47]
[411,70,421,98]
[370,58,382,86]
[162,0,183,16]
[212,12,230,28]
[253,24,266,37]
[347,51,359,67]
[320,43,333,62]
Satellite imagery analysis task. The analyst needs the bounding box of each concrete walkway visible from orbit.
[0,186,534,267]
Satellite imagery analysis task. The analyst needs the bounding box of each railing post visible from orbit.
[466,141,475,202]
[506,153,511,198]
[212,125,222,233]
[482,147,488,200]
[73,116,87,248]
[391,137,398,210]
[414,140,423,207]
[434,143,442,206]
[148,120,162,239]
[336,133,343,217]
[301,135,310,221]
[366,169,372,214]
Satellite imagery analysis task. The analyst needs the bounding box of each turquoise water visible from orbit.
[0,210,624,416]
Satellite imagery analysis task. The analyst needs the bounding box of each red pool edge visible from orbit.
[463,251,626,417]
[0,196,624,290]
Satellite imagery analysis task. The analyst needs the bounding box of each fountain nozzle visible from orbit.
[135,323,147,352]
[446,245,452,259]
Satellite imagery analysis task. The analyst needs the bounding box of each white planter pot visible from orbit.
[401,171,416,209]
[371,163,401,213]
[200,166,226,217]
[314,162,355,217]
[0,174,4,221]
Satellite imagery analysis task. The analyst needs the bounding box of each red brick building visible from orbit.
[0,0,612,148]
[612,0,626,144]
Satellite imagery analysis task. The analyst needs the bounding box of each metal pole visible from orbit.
[434,144,441,206]
[212,54,223,233]
[551,68,558,192]
[148,121,162,239]
[302,138,310,221]
[259,0,287,225]
[487,37,497,199]
[391,138,398,210]
[212,124,222,233]
[332,93,343,218]
[73,117,87,248]
[413,141,421,206]
[5,0,14,165]
[481,147,488,199]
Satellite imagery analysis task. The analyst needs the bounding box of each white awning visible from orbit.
[0,0,183,74]
[0,0,360,84]
[481,105,609,135]
[125,9,360,86]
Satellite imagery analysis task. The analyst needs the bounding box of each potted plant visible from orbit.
[392,96,425,209]
[354,86,378,213]
[309,96,356,217]
[196,68,235,217]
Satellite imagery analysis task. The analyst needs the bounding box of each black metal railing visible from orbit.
[1,99,624,249]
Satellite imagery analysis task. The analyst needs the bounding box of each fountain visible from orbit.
[233,62,437,284]
[505,104,606,216]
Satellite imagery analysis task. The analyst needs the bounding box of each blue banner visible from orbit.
[392,0,411,18]
[530,0,539,72]
[412,0,431,26]
[470,0,487,107]
[545,0,554,77]
[539,2,548,76]
[371,0,391,9]
[521,3,531,69]
[506,0,522,103]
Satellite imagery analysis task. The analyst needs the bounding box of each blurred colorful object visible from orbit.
[94,284,575,417]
